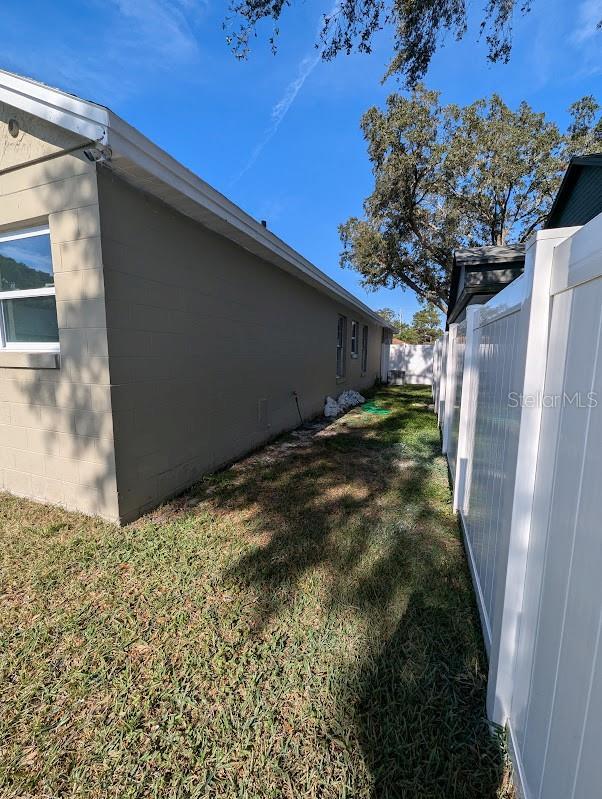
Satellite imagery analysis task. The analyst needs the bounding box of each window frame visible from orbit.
[361,324,368,373]
[336,314,347,378]
[350,319,359,358]
[0,225,59,353]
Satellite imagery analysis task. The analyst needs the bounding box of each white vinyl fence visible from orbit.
[433,215,602,799]
[389,342,433,384]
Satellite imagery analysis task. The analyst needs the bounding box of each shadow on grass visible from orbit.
[355,593,505,798]
[208,385,509,798]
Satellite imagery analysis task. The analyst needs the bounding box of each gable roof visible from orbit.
[545,154,602,229]
[0,69,388,328]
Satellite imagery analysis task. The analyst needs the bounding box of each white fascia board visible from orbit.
[0,69,108,144]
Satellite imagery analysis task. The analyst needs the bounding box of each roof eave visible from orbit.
[106,114,387,325]
[0,70,386,328]
[0,70,109,144]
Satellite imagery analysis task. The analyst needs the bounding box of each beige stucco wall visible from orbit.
[0,105,119,520]
[97,170,384,522]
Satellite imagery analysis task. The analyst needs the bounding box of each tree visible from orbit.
[397,320,418,343]
[376,307,399,329]
[566,96,602,156]
[339,89,601,312]
[376,305,441,342]
[411,304,442,342]
[225,1,598,87]
[376,307,414,340]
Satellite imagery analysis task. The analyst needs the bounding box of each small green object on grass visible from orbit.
[361,402,392,415]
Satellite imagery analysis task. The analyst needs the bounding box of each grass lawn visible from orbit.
[0,385,513,798]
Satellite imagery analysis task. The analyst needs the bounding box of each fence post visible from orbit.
[436,337,442,405]
[431,340,436,400]
[437,332,448,426]
[442,324,458,454]
[452,306,480,511]
[432,339,440,406]
[486,228,577,726]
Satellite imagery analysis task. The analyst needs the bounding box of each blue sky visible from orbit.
[1,0,601,326]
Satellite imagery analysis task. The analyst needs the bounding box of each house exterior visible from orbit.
[545,153,602,228]
[0,70,389,523]
[446,244,526,327]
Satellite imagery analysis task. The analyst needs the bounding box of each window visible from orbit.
[361,325,368,372]
[350,320,359,358]
[0,226,58,351]
[336,314,347,378]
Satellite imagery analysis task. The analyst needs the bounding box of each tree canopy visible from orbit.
[375,307,399,329]
[340,89,601,312]
[377,304,442,343]
[225,0,599,86]
[411,304,442,342]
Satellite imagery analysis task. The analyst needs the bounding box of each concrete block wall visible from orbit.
[0,104,384,524]
[0,104,119,520]
[97,170,383,522]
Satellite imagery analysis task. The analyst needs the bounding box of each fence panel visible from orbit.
[445,320,466,478]
[460,300,523,651]
[432,338,440,402]
[433,222,601,799]
[507,216,602,799]
[388,343,434,384]
[437,332,449,424]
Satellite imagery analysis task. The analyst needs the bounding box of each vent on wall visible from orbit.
[258,398,269,430]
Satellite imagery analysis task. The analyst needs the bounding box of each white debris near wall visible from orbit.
[324,397,341,418]
[323,390,365,418]
[337,390,365,410]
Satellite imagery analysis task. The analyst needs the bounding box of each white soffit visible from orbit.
[0,69,387,327]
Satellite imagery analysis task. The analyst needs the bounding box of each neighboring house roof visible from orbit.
[0,69,388,328]
[545,154,602,229]
[447,244,525,326]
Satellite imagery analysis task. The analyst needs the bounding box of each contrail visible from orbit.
[232,2,339,184]
[232,52,321,183]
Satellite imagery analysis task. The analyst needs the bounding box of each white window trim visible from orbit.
[350,320,359,358]
[0,225,50,242]
[336,314,347,379]
[0,287,55,299]
[361,324,368,373]
[0,225,59,353]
